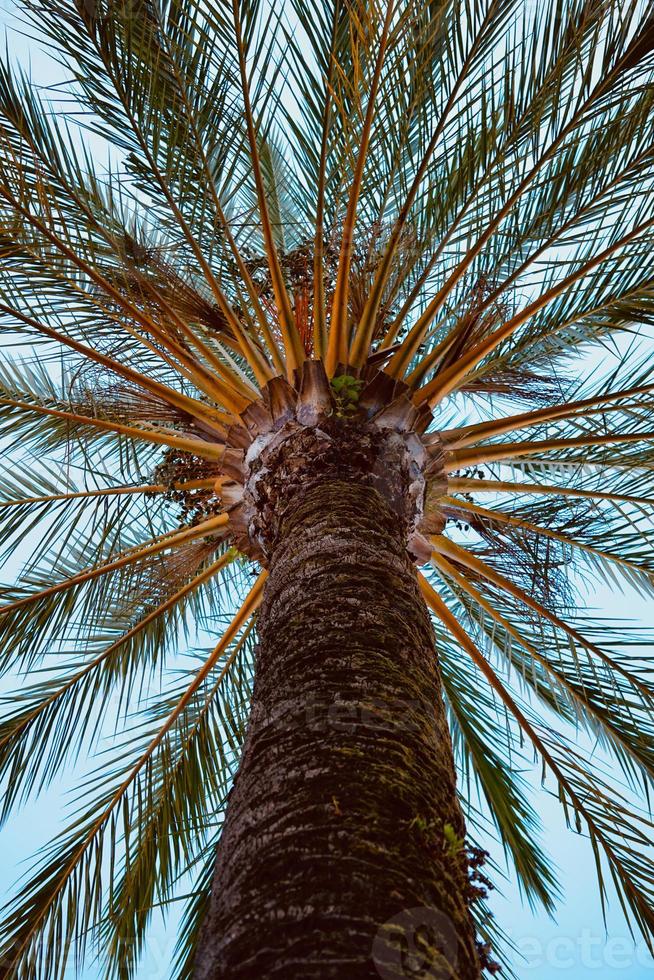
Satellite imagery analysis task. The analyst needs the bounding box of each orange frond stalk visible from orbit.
[312,3,340,361]
[447,478,654,509]
[440,495,654,582]
[385,276,470,381]
[12,240,233,403]
[0,550,238,750]
[445,428,654,472]
[0,188,252,413]
[101,246,263,399]
[429,536,654,702]
[404,325,459,389]
[446,142,654,350]
[418,570,612,828]
[440,382,654,448]
[0,127,258,405]
[418,214,654,406]
[388,26,654,386]
[151,42,285,376]
[85,250,263,403]
[127,268,264,401]
[349,0,495,366]
[0,396,227,460]
[431,551,649,760]
[326,0,396,375]
[431,551,564,683]
[0,478,217,508]
[0,513,230,617]
[2,569,266,972]
[232,0,304,379]
[0,304,229,435]
[51,39,275,391]
[381,136,520,359]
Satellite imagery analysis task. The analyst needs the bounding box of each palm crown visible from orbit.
[1,0,654,976]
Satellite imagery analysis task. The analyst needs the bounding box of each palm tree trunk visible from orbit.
[194,478,481,979]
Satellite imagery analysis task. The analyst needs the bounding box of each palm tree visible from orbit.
[1,0,654,975]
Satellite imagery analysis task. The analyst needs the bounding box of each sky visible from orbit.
[0,1,653,977]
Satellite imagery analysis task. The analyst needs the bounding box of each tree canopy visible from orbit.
[1,0,654,976]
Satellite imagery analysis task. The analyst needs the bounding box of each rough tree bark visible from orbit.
[194,453,481,977]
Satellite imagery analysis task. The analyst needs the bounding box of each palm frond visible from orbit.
[420,573,654,947]
[0,575,264,980]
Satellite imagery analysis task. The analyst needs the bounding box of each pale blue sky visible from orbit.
[0,3,653,977]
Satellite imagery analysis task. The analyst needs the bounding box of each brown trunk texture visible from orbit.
[194,478,481,979]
